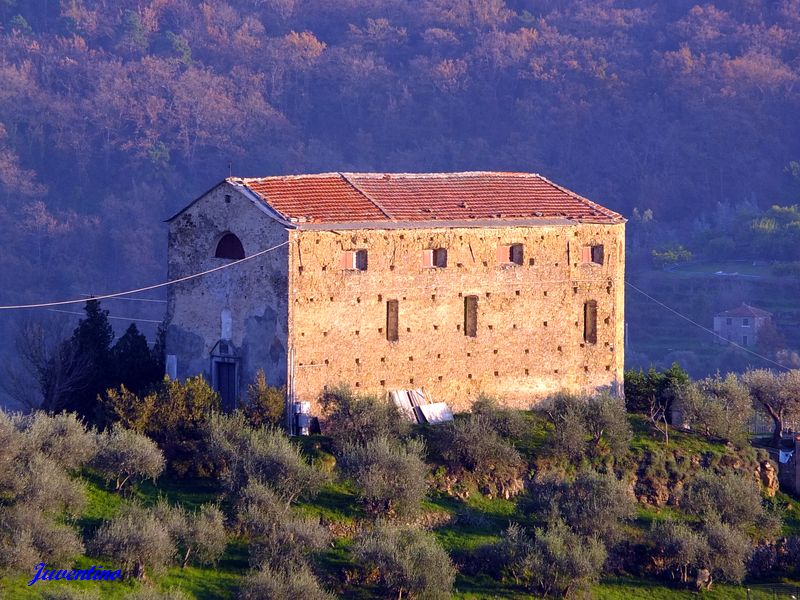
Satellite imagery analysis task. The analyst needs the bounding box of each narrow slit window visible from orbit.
[583,300,598,344]
[386,300,399,342]
[510,243,524,265]
[464,295,478,337]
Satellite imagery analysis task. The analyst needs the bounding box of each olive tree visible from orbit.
[238,565,336,600]
[339,436,428,519]
[353,524,455,600]
[152,500,227,568]
[681,471,767,530]
[507,518,606,598]
[743,369,800,447]
[0,505,85,572]
[678,373,752,443]
[91,424,165,491]
[92,503,175,579]
[319,384,409,448]
[206,412,325,503]
[650,520,708,584]
[18,411,98,468]
[545,392,631,461]
[236,482,330,570]
[435,415,525,498]
[528,468,636,544]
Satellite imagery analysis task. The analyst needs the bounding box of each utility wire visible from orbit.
[0,240,289,310]
[625,280,790,371]
[46,309,162,324]
[81,294,166,304]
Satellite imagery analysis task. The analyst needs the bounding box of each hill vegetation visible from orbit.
[4,368,800,599]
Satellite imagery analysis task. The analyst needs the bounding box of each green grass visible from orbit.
[628,414,728,458]
[5,412,800,599]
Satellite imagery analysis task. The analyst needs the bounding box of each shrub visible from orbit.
[19,411,97,469]
[545,392,631,461]
[152,500,227,568]
[471,393,527,439]
[584,394,632,455]
[353,524,455,600]
[339,436,428,519]
[92,503,175,579]
[650,520,708,584]
[15,453,86,516]
[528,468,635,544]
[238,565,336,600]
[237,482,330,569]
[520,518,606,598]
[677,373,753,443]
[241,369,285,428]
[91,423,165,491]
[703,517,751,585]
[319,384,409,448]
[436,415,525,498]
[681,471,766,530]
[0,505,85,572]
[624,364,689,418]
[207,412,325,503]
[101,376,219,476]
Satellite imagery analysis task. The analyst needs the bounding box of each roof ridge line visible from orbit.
[338,172,395,220]
[534,174,625,223]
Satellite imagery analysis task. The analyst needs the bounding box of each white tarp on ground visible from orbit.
[418,402,454,425]
[389,389,420,422]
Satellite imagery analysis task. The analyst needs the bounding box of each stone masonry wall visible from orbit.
[165,182,290,392]
[288,221,625,413]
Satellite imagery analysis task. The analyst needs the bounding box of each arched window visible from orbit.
[215,233,245,259]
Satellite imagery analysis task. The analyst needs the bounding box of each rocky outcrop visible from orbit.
[758,460,779,497]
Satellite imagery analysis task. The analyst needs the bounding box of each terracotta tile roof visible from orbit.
[231,171,624,226]
[717,303,772,318]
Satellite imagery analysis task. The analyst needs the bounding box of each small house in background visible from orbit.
[713,303,772,347]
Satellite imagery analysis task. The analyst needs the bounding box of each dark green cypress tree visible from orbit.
[55,299,114,420]
[112,323,162,395]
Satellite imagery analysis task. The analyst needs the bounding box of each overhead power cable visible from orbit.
[0,240,289,311]
[81,294,167,304]
[625,280,790,371]
[46,309,163,324]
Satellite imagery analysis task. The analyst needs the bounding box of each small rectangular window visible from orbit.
[464,295,478,337]
[497,244,523,265]
[386,300,399,342]
[583,300,597,344]
[582,245,604,265]
[742,318,750,327]
[726,318,732,326]
[423,248,448,268]
[341,249,368,271]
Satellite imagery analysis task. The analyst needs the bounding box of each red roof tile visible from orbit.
[232,171,624,226]
[717,303,772,318]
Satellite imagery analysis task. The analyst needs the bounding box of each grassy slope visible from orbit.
[3,414,800,599]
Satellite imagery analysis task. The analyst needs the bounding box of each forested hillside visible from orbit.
[1,1,800,370]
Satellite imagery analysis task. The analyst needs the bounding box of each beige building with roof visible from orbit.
[164,172,626,420]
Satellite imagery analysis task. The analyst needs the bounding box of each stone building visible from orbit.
[713,303,772,347]
[165,172,626,416]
